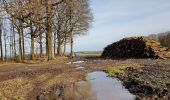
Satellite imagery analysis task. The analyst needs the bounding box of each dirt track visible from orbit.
[0,58,87,100]
[0,58,170,100]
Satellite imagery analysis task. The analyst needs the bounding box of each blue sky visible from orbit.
[74,0,170,52]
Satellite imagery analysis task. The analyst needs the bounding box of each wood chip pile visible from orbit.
[101,37,169,59]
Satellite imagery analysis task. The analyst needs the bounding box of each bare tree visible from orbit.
[0,0,93,61]
[0,17,3,61]
[67,0,93,58]
[4,33,7,60]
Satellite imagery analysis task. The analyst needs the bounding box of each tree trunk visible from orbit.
[10,35,12,60]
[46,32,49,57]
[39,32,43,57]
[11,23,14,61]
[57,34,62,56]
[63,42,66,56]
[54,40,56,56]
[69,7,74,59]
[18,28,22,62]
[63,33,67,56]
[21,26,25,60]
[30,23,35,60]
[70,31,74,59]
[57,41,62,56]
[13,25,16,60]
[47,26,55,60]
[46,4,55,60]
[4,34,7,61]
[31,30,35,60]
[0,28,3,61]
[54,32,56,56]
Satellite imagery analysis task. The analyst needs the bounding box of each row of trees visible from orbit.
[0,0,93,61]
[149,31,170,49]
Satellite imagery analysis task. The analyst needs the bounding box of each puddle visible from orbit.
[87,71,136,100]
[64,81,96,100]
[75,66,85,70]
[39,71,135,100]
[67,61,85,64]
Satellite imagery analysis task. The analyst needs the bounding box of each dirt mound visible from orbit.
[102,36,169,59]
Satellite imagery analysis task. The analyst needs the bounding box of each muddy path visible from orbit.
[0,58,170,100]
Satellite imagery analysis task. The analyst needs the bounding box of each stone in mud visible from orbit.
[102,36,169,59]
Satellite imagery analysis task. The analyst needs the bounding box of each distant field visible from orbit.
[78,52,102,57]
[79,53,101,57]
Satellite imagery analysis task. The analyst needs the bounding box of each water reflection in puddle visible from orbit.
[87,71,136,100]
[43,71,135,100]
[64,81,96,100]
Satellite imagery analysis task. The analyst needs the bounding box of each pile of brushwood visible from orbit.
[102,36,169,59]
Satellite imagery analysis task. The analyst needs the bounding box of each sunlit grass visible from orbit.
[0,57,68,68]
[107,66,127,75]
[79,53,101,57]
[107,65,137,75]
[167,51,170,57]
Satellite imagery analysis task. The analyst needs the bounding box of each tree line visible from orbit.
[149,31,170,49]
[0,0,93,61]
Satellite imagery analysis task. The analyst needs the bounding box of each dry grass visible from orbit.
[0,57,68,68]
[167,52,170,57]
[0,57,86,100]
[0,58,169,100]
[79,53,101,57]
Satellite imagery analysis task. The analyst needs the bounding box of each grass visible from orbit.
[167,51,170,57]
[0,57,68,68]
[107,64,138,76]
[107,65,128,75]
[79,53,101,57]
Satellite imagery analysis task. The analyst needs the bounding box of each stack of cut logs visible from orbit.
[101,37,169,59]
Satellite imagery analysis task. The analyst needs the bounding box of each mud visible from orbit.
[0,58,170,100]
[110,60,170,100]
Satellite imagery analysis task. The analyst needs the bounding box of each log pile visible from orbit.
[101,37,169,59]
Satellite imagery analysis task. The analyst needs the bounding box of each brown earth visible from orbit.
[0,57,86,100]
[113,59,170,100]
[0,57,170,100]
